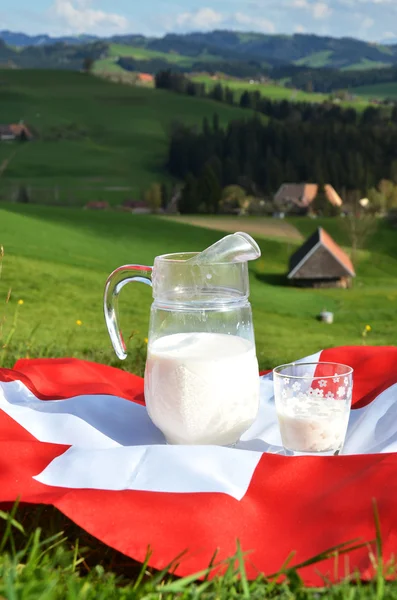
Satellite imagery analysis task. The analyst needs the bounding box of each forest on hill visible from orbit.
[2,30,397,95]
[167,113,397,213]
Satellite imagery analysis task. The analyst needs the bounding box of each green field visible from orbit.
[94,42,220,74]
[295,50,333,68]
[1,205,397,594]
[343,59,389,71]
[1,67,397,596]
[192,74,328,102]
[1,204,396,373]
[353,82,397,99]
[0,70,251,205]
[192,74,370,108]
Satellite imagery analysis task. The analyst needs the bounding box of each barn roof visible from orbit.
[288,227,355,279]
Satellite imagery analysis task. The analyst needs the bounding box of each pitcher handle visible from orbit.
[104,265,153,360]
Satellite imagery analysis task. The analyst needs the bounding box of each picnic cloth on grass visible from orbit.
[1,345,397,585]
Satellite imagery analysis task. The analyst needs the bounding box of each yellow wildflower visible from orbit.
[365,325,371,332]
[76,320,82,326]
[18,299,24,305]
[144,337,148,344]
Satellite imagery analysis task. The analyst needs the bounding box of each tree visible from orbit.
[160,183,169,210]
[198,162,221,214]
[144,183,162,213]
[367,187,386,214]
[179,174,199,214]
[224,87,234,105]
[220,185,247,213]
[378,179,397,211]
[210,84,224,103]
[83,57,95,74]
[312,186,341,217]
[16,185,30,204]
[202,117,211,137]
[212,113,220,134]
[240,91,252,109]
[390,159,397,185]
[342,190,377,267]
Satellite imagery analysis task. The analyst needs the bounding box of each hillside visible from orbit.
[0,70,252,204]
[353,82,397,100]
[2,30,397,72]
[0,205,397,372]
[151,31,397,70]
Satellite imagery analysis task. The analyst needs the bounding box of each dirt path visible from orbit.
[166,215,303,241]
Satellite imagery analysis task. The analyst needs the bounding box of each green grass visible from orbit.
[1,208,397,594]
[192,75,369,109]
[192,74,328,102]
[342,59,389,71]
[0,70,251,204]
[295,50,333,68]
[95,43,221,74]
[1,205,397,372]
[108,43,219,66]
[353,82,397,99]
[0,502,392,598]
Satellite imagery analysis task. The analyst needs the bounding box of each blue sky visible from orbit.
[1,0,396,42]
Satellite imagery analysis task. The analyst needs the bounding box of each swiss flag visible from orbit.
[1,346,397,585]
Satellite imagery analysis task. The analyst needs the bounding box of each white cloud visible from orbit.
[362,17,374,29]
[174,8,275,34]
[176,8,224,29]
[234,12,276,33]
[312,2,332,19]
[295,24,306,33]
[291,0,332,20]
[51,0,129,34]
[291,0,309,7]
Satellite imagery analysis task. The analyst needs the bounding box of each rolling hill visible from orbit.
[0,204,397,373]
[2,30,397,72]
[0,69,253,205]
[353,82,397,100]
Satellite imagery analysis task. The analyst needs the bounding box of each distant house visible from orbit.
[287,227,355,288]
[84,201,110,210]
[274,183,343,214]
[136,73,154,85]
[122,200,151,214]
[0,123,33,141]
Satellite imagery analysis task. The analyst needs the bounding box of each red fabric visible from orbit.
[0,347,395,584]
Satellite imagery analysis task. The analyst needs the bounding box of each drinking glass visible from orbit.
[273,362,353,456]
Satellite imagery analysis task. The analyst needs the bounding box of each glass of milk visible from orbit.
[104,244,261,446]
[273,362,353,456]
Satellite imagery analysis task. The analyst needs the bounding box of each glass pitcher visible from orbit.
[104,252,260,446]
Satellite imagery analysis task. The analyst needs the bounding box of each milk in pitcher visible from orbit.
[145,332,260,445]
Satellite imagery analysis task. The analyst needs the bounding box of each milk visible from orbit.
[276,396,350,455]
[144,332,260,445]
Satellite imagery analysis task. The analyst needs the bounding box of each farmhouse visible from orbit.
[274,183,343,214]
[0,123,33,141]
[122,199,151,214]
[287,227,355,288]
[136,73,154,84]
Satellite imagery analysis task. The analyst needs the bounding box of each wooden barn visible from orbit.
[287,227,355,288]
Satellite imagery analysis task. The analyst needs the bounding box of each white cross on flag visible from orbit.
[1,345,397,585]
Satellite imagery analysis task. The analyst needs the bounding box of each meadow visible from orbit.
[1,205,397,596]
[1,68,397,596]
[94,43,221,73]
[192,74,372,108]
[1,204,396,373]
[192,74,328,102]
[0,70,250,205]
[353,82,397,100]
